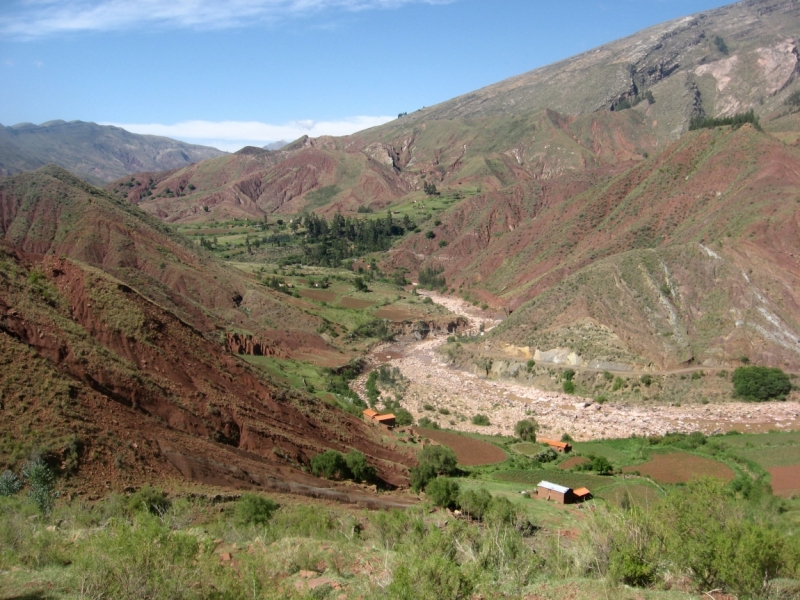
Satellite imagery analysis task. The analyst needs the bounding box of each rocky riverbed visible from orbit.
[353,292,800,441]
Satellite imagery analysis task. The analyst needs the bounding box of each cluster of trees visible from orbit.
[310,449,376,483]
[418,264,446,290]
[301,212,415,267]
[689,109,760,131]
[733,366,792,401]
[613,90,655,111]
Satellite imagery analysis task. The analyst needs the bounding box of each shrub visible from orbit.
[22,459,56,514]
[425,477,460,508]
[526,359,535,372]
[310,450,351,480]
[458,488,492,520]
[418,265,446,289]
[345,450,376,483]
[127,486,171,515]
[603,371,614,381]
[484,496,517,526]
[563,369,575,382]
[394,407,414,426]
[472,414,490,426]
[640,374,652,387]
[423,403,435,411]
[411,445,458,492]
[0,470,21,497]
[418,416,440,429]
[612,376,625,391]
[576,455,613,475]
[234,493,278,526]
[563,380,575,394]
[515,419,538,442]
[732,366,792,401]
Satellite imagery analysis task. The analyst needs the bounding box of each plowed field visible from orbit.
[559,456,589,470]
[339,297,376,309]
[768,465,800,497]
[299,289,336,302]
[622,452,734,484]
[414,429,507,466]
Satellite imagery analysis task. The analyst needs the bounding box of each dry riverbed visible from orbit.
[353,293,800,441]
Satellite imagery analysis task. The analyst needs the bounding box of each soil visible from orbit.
[621,453,735,484]
[373,307,416,322]
[299,289,337,302]
[768,465,800,497]
[559,457,589,470]
[339,297,376,309]
[412,428,507,466]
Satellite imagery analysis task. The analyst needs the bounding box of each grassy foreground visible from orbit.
[2,473,800,599]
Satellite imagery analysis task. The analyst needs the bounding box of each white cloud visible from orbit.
[103,115,395,152]
[0,0,453,38]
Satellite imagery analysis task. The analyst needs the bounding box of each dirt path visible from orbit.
[354,292,800,441]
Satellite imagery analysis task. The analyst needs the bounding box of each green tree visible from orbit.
[732,366,792,401]
[458,488,492,520]
[472,414,490,426]
[515,419,538,442]
[310,450,351,480]
[411,445,458,492]
[345,450,376,483]
[563,380,575,394]
[22,458,56,514]
[425,477,460,508]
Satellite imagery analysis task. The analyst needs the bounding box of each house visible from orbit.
[362,409,396,429]
[536,481,593,504]
[537,481,573,504]
[573,487,593,502]
[539,439,572,453]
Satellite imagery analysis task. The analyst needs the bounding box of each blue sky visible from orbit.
[0,0,734,151]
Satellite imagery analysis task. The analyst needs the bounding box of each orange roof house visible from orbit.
[362,409,396,429]
[539,439,572,453]
[363,409,379,419]
[573,487,592,502]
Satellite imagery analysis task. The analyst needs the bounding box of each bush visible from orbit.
[394,407,414,426]
[612,376,625,391]
[411,445,458,492]
[515,419,538,442]
[484,496,517,526]
[576,455,614,475]
[458,488,492,520]
[345,450,376,483]
[640,375,652,387]
[563,380,575,394]
[418,416,440,429]
[732,366,792,401]
[526,359,535,373]
[472,414,490,426]
[127,486,171,516]
[563,369,575,382]
[22,459,56,514]
[425,477,460,508]
[234,493,278,526]
[310,450,351,480]
[603,371,614,381]
[0,470,22,497]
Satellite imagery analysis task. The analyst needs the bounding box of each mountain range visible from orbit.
[0,120,226,186]
[2,0,800,496]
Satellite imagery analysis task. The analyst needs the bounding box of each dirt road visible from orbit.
[354,292,800,441]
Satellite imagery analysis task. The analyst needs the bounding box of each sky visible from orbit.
[0,0,735,152]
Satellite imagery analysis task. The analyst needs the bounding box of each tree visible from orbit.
[345,450,376,483]
[423,181,438,196]
[411,445,458,492]
[22,458,56,514]
[732,366,791,401]
[515,419,538,442]
[458,487,492,520]
[310,450,351,480]
[425,477,460,508]
[472,414,490,426]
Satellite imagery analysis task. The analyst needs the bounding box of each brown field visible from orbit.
[622,452,735,484]
[414,429,507,466]
[298,289,337,302]
[598,482,663,508]
[559,456,589,470]
[768,465,800,497]
[339,297,376,309]
[374,306,415,321]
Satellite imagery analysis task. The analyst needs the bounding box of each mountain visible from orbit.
[263,140,290,151]
[0,165,413,494]
[111,0,800,224]
[0,120,226,186]
[111,0,800,373]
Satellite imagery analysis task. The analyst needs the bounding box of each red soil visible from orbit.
[768,465,800,497]
[374,307,415,322]
[622,452,735,484]
[299,289,336,302]
[339,297,376,309]
[559,456,589,470]
[414,429,507,466]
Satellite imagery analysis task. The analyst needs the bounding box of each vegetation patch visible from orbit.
[622,452,734,484]
[414,428,507,466]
